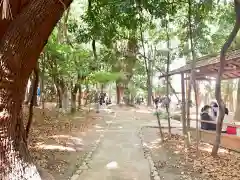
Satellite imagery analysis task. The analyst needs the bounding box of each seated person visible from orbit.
[211,102,229,116]
[211,102,229,132]
[200,105,216,130]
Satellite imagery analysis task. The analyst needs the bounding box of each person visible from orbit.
[211,102,229,117]
[200,105,216,130]
[153,96,160,109]
[136,97,141,105]
[162,96,171,108]
[99,92,106,105]
[211,102,229,132]
[37,86,41,105]
[106,97,112,105]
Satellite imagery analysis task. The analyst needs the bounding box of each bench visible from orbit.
[189,119,240,152]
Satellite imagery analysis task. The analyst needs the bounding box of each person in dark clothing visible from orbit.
[200,105,216,130]
[153,96,160,109]
[99,92,106,105]
[136,97,141,105]
[211,102,229,116]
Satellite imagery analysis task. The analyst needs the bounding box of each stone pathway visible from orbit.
[76,107,151,180]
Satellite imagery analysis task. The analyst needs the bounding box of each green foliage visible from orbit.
[39,0,238,107]
[153,111,168,119]
[89,71,125,84]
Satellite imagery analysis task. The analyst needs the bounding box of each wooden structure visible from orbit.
[159,49,240,80]
[159,49,240,152]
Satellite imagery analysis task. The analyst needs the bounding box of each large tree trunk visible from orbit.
[55,78,66,109]
[24,80,30,104]
[0,79,40,179]
[0,0,72,178]
[116,83,120,104]
[62,89,69,112]
[26,66,39,140]
[84,83,90,106]
[116,83,124,104]
[56,85,63,108]
[71,84,78,113]
[78,84,82,109]
[26,75,38,106]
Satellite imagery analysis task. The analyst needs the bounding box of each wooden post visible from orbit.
[185,73,188,102]
[181,73,187,136]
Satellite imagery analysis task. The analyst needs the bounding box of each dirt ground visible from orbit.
[135,106,240,180]
[23,104,107,179]
[23,104,240,180]
[142,126,240,180]
[142,128,202,180]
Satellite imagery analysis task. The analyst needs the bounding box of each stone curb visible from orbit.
[69,112,113,180]
[138,126,161,180]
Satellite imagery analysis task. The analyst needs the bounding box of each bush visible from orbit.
[171,114,181,121]
[153,111,168,119]
[153,111,182,121]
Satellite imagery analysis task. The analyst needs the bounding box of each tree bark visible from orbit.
[116,83,124,104]
[40,54,45,110]
[186,74,192,130]
[78,83,82,109]
[146,76,152,106]
[84,83,90,106]
[212,0,240,156]
[26,65,39,140]
[165,19,171,135]
[0,0,72,178]
[181,73,189,147]
[71,84,79,113]
[56,84,63,108]
[62,89,69,112]
[140,31,152,106]
[188,0,198,151]
[156,112,164,142]
[25,74,38,105]
[91,39,100,113]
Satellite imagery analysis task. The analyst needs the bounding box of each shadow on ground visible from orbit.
[23,106,107,179]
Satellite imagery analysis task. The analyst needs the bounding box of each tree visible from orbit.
[0,0,72,178]
[212,0,240,156]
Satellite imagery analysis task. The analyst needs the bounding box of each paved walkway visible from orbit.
[78,107,150,180]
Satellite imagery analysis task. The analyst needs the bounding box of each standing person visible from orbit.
[153,96,160,109]
[136,97,141,105]
[37,86,41,106]
[99,92,106,106]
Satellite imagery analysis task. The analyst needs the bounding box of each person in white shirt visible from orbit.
[210,101,229,132]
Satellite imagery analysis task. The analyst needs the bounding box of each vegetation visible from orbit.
[1,0,240,179]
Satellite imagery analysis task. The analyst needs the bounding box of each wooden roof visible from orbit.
[159,49,240,80]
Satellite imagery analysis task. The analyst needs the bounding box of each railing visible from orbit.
[191,119,240,128]
[189,119,240,152]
